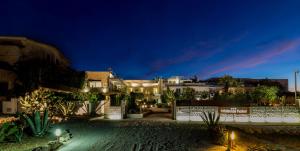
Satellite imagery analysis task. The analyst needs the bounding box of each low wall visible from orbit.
[176,106,300,123]
[2,98,18,114]
[127,113,143,119]
[105,106,122,120]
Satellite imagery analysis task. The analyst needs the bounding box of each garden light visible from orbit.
[83,87,90,93]
[55,128,62,142]
[55,128,62,137]
[230,131,235,140]
[227,130,235,151]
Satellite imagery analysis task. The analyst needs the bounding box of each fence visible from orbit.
[176,106,300,123]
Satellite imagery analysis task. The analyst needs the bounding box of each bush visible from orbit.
[156,103,169,108]
[213,93,251,106]
[127,92,142,114]
[0,122,23,143]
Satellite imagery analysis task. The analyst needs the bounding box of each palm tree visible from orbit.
[165,87,176,119]
[165,87,175,102]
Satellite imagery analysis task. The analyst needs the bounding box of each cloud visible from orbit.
[201,38,300,78]
[142,32,248,78]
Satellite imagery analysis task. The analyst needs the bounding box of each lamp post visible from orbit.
[295,70,299,105]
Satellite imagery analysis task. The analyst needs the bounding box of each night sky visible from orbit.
[1,0,300,90]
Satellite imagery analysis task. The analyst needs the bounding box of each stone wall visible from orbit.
[176,106,300,123]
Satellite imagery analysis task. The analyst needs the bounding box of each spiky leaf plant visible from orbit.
[200,111,220,128]
[200,111,226,145]
[21,110,49,137]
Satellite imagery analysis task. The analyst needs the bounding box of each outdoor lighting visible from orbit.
[55,128,62,142]
[230,131,235,140]
[227,130,235,151]
[55,128,62,137]
[102,87,108,93]
[83,87,90,93]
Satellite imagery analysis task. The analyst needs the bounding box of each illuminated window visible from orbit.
[153,88,158,94]
[89,81,102,88]
[140,87,144,92]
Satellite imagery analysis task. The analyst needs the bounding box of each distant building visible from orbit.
[167,76,192,84]
[81,71,291,119]
[165,76,222,100]
[123,79,163,102]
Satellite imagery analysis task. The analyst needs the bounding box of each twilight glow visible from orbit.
[1,0,300,90]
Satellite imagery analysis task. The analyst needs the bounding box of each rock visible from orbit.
[32,146,48,151]
[48,141,63,151]
[59,129,73,142]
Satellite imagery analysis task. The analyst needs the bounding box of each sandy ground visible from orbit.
[231,125,300,150]
[1,113,300,151]
[53,113,300,151]
[57,114,226,151]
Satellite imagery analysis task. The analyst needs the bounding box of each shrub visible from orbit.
[156,103,169,108]
[19,88,51,114]
[127,92,142,114]
[0,122,23,142]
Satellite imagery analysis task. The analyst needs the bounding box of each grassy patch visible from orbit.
[0,134,54,151]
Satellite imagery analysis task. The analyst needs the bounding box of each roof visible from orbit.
[85,71,112,81]
[0,36,69,66]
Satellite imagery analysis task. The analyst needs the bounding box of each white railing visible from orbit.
[176,106,300,123]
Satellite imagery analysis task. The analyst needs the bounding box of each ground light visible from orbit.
[226,130,235,151]
[230,131,235,140]
[55,128,62,142]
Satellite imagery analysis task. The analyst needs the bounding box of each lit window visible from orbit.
[89,81,102,88]
[153,88,158,94]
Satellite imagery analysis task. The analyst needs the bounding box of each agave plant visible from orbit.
[21,110,50,137]
[200,111,220,129]
[200,111,226,145]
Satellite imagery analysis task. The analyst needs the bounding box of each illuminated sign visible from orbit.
[219,107,249,114]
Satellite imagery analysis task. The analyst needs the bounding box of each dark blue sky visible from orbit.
[1,0,300,90]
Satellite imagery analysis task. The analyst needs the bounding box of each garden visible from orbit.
[0,87,104,151]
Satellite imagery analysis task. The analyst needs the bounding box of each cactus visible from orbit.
[21,110,50,136]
